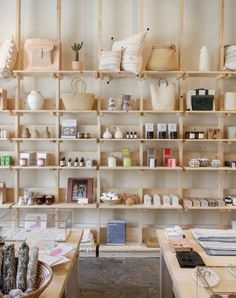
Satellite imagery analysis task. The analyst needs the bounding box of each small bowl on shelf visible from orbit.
[198,157,209,167]
[100,192,121,205]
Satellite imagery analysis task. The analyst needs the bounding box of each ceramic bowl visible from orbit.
[188,159,200,168]
[198,157,209,167]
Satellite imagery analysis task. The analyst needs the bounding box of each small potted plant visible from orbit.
[71,41,84,71]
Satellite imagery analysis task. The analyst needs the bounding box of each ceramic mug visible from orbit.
[211,159,221,168]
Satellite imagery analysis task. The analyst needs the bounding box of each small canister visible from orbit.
[198,131,205,139]
[108,156,116,167]
[189,131,195,139]
[185,131,190,139]
[77,132,84,139]
[169,131,177,139]
[36,195,45,205]
[84,132,90,139]
[158,131,167,139]
[19,158,27,166]
[146,131,154,139]
[45,195,54,205]
[37,158,45,167]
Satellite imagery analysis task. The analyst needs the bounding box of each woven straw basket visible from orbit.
[13,259,53,298]
[146,44,179,71]
[62,78,95,110]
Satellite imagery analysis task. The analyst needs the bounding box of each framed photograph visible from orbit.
[67,178,94,203]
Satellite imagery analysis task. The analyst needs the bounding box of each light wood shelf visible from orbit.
[12,203,98,209]
[0,0,235,250]
[99,204,182,210]
[99,243,160,253]
[0,203,14,209]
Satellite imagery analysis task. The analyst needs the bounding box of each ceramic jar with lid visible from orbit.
[45,195,54,205]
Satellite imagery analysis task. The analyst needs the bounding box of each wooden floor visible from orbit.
[79,257,160,298]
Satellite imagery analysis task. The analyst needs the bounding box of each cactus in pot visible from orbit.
[71,42,84,71]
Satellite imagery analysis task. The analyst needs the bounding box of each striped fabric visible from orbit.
[224,45,236,70]
[112,32,146,74]
[99,50,121,72]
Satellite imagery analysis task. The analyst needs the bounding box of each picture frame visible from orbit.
[67,178,94,203]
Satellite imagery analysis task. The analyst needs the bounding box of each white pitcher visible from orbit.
[150,78,175,111]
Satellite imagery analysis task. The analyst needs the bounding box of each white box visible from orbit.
[153,194,161,206]
[200,199,208,207]
[162,195,171,206]
[171,195,179,206]
[227,127,236,139]
[143,194,152,205]
[61,119,77,139]
[168,123,177,132]
[145,123,154,132]
[37,152,50,165]
[20,152,37,166]
[157,123,167,132]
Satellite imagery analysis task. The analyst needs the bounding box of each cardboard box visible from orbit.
[0,182,6,204]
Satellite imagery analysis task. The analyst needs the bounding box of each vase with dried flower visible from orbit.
[71,42,84,71]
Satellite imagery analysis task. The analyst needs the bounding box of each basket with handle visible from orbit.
[62,78,95,110]
[146,44,179,71]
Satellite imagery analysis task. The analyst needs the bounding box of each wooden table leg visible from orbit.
[160,248,174,298]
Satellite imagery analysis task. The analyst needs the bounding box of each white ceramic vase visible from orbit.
[27,90,44,110]
[114,127,123,139]
[103,127,112,139]
[198,46,210,71]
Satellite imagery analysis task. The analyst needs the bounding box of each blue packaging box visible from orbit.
[106,220,126,245]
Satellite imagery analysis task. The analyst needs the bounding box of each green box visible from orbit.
[4,156,13,166]
[122,148,130,158]
[0,156,5,166]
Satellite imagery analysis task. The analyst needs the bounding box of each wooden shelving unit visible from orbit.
[0,0,236,252]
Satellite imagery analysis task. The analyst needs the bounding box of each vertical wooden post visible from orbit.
[57,0,62,69]
[16,0,21,70]
[178,0,184,71]
[97,0,102,69]
[219,0,225,70]
[97,0,103,245]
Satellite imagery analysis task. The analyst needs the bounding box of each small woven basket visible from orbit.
[62,78,95,110]
[146,44,179,71]
[16,259,53,298]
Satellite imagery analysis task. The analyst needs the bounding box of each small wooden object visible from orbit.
[0,182,6,204]
[0,89,7,110]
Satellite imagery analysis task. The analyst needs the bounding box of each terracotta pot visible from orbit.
[71,61,84,71]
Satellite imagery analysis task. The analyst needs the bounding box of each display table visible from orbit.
[156,230,236,298]
[40,229,83,298]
